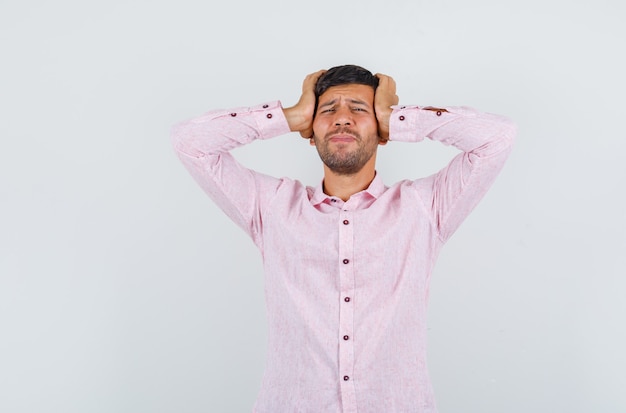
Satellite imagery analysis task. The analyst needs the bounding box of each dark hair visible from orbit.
[314,64,379,116]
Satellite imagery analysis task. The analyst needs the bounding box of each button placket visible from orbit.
[337,210,356,410]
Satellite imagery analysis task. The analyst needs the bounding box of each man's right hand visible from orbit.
[283,70,326,139]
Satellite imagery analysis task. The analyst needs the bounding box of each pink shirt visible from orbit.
[171,101,515,412]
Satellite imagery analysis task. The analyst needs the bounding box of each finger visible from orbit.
[375,73,396,91]
[374,73,399,106]
[303,69,327,93]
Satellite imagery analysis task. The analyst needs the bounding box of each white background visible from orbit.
[1,0,625,412]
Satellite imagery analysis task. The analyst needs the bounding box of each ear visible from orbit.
[309,138,316,146]
[378,137,388,146]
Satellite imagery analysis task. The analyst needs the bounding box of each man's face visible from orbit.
[312,83,381,176]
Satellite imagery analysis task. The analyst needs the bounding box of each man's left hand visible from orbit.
[374,74,399,143]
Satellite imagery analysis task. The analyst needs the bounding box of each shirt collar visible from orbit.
[309,172,385,207]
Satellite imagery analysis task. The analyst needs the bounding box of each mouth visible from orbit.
[329,134,357,143]
[327,130,358,143]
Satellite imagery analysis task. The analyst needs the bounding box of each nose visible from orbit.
[333,106,352,127]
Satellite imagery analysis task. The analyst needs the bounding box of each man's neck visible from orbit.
[322,165,376,202]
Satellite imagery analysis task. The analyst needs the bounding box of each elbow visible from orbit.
[170,120,202,158]
[505,117,517,142]
[495,115,517,150]
[170,121,188,149]
[481,115,517,158]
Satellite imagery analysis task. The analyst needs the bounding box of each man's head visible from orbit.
[313,65,379,118]
[311,65,383,176]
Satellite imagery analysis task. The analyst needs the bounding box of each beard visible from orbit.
[313,127,379,176]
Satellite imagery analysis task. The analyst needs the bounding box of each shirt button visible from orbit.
[436,110,442,116]
[399,115,405,121]
[343,259,349,264]
[343,220,349,225]
[344,297,351,302]
[230,113,237,117]
[343,376,350,381]
[343,335,349,340]
[266,113,273,119]
[262,104,269,108]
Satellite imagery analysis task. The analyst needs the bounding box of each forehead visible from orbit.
[318,84,375,105]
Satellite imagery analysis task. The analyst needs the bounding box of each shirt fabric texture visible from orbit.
[171,101,516,413]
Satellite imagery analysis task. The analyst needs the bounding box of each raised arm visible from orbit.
[171,100,289,246]
[384,88,516,241]
[170,71,327,246]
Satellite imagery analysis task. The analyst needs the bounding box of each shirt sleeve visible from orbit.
[170,101,291,248]
[389,105,516,242]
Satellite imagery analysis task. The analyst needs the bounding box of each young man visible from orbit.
[171,65,515,413]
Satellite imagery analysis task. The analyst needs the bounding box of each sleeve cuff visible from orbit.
[389,105,477,142]
[250,100,291,139]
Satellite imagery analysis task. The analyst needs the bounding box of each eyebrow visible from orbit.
[318,98,370,109]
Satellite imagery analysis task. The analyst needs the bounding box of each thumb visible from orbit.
[300,127,313,139]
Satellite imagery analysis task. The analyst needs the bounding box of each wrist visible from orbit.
[376,107,393,139]
[282,106,302,132]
